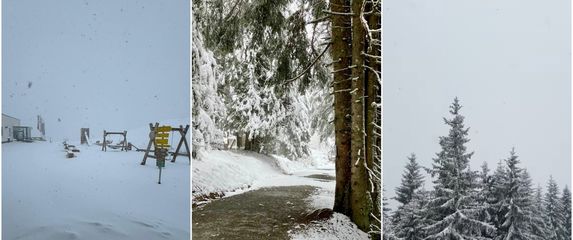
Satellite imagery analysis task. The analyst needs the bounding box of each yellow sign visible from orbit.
[155,138,168,145]
[154,125,171,149]
[155,133,169,138]
[157,126,172,132]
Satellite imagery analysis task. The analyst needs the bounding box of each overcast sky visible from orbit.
[384,0,571,210]
[3,0,189,141]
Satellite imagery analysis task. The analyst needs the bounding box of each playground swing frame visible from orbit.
[101,130,128,151]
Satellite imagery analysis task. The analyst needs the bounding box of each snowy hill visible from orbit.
[3,140,189,239]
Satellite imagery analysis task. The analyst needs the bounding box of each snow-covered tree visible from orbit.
[529,185,549,239]
[488,160,509,234]
[383,187,398,240]
[476,162,496,231]
[395,153,425,205]
[518,169,547,240]
[544,176,567,240]
[194,0,330,159]
[393,191,430,240]
[424,98,495,239]
[496,149,532,239]
[192,15,226,158]
[392,154,426,240]
[562,187,571,239]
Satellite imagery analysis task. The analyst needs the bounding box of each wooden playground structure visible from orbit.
[140,123,190,165]
[101,130,129,151]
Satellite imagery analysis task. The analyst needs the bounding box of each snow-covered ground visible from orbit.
[289,213,370,240]
[3,140,190,240]
[192,141,370,239]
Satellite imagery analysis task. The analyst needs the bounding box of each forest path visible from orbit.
[192,174,334,240]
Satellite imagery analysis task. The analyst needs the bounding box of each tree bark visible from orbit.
[350,0,370,232]
[235,131,244,149]
[366,1,381,239]
[331,0,353,217]
[244,132,252,151]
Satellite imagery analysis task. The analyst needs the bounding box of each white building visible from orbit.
[2,114,20,143]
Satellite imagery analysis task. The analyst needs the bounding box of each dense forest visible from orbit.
[384,98,572,240]
[192,0,381,238]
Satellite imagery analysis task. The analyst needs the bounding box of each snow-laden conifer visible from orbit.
[424,98,495,239]
[395,153,425,205]
[544,176,567,240]
[561,187,571,240]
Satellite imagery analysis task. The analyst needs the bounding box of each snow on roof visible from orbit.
[2,113,19,120]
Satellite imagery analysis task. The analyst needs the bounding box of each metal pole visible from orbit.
[158,167,162,184]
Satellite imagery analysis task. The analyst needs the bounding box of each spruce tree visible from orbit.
[561,187,571,239]
[424,98,494,239]
[497,149,531,239]
[477,162,494,226]
[545,176,567,240]
[393,191,429,240]
[191,14,226,158]
[490,160,508,233]
[383,187,398,240]
[395,153,425,205]
[529,185,549,239]
[518,169,544,239]
[331,0,353,217]
[392,154,426,240]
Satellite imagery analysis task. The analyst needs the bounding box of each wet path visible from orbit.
[192,185,317,240]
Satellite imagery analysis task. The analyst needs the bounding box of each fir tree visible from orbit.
[392,154,426,240]
[194,0,328,159]
[545,176,567,240]
[393,191,429,240]
[489,160,508,233]
[424,98,494,239]
[528,185,549,239]
[497,149,531,239]
[383,187,398,240]
[192,14,226,158]
[395,153,425,205]
[476,162,495,231]
[561,187,571,239]
[518,169,545,239]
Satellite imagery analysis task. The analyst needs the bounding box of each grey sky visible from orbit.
[384,0,571,210]
[3,0,189,141]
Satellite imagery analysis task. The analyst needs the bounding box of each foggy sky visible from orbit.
[384,0,571,210]
[2,0,190,141]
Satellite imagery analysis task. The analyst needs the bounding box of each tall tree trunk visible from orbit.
[350,0,370,232]
[251,136,261,153]
[244,132,252,151]
[366,1,381,239]
[235,131,244,149]
[331,0,353,217]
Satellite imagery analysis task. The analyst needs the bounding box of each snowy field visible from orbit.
[192,145,369,239]
[3,141,190,240]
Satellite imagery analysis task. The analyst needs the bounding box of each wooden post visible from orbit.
[81,128,90,145]
[122,131,127,151]
[171,125,190,164]
[141,123,159,165]
[102,130,107,151]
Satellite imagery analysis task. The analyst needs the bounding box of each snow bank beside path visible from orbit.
[192,150,283,201]
[192,148,335,203]
[289,213,370,240]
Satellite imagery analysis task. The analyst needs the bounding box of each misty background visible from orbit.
[2,0,189,141]
[384,0,571,209]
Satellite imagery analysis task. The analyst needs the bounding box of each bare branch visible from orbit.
[284,43,331,84]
